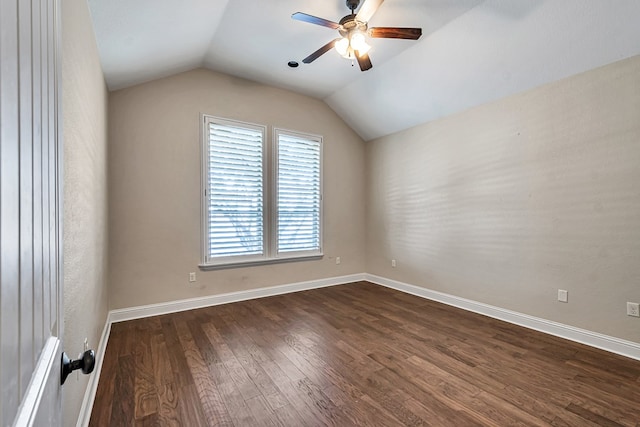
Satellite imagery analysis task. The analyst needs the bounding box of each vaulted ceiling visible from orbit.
[88,0,640,141]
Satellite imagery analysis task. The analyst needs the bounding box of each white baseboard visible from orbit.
[366,273,640,361]
[75,317,111,427]
[109,273,366,323]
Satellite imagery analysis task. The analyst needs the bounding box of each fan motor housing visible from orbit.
[339,14,367,38]
[339,14,357,27]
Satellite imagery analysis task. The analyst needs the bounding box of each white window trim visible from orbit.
[199,115,323,270]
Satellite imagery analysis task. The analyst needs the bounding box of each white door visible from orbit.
[1,0,63,425]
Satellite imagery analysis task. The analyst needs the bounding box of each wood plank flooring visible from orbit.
[89,282,640,426]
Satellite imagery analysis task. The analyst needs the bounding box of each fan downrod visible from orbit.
[346,0,360,13]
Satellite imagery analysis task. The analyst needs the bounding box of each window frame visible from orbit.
[200,115,268,267]
[199,115,323,270]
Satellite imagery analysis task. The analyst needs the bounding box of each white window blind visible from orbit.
[205,118,265,260]
[276,131,322,254]
[201,116,323,268]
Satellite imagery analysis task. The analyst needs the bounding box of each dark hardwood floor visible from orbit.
[89,282,640,426]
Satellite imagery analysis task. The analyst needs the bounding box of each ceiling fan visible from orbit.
[292,0,422,71]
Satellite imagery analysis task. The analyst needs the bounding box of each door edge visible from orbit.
[13,337,60,427]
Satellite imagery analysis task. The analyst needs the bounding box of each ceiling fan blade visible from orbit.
[355,50,373,71]
[369,27,422,40]
[292,12,340,29]
[355,0,384,23]
[303,39,341,64]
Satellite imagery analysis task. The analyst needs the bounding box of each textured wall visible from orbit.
[108,69,366,309]
[62,0,109,423]
[366,55,640,343]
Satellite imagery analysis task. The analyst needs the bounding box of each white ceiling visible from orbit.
[88,0,640,141]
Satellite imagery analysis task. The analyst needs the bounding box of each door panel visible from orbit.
[1,0,62,425]
[1,0,22,419]
[19,0,35,400]
[32,0,45,358]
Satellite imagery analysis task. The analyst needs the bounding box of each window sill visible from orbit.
[199,254,324,271]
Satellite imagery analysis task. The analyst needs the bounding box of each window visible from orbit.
[275,129,322,255]
[201,116,322,268]
[203,118,266,262]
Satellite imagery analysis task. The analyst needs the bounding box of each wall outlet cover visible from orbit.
[558,289,568,303]
[627,302,640,317]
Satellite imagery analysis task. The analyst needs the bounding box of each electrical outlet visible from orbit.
[336,257,341,265]
[558,289,568,303]
[189,272,196,282]
[391,259,397,268]
[627,302,640,317]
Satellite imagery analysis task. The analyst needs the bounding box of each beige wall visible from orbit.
[366,55,640,344]
[62,0,109,424]
[108,69,366,309]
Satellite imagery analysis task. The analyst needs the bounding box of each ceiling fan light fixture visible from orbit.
[350,32,370,54]
[335,37,350,56]
[294,0,422,71]
[335,31,371,60]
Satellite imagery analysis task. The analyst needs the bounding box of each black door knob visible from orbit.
[61,349,95,385]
